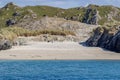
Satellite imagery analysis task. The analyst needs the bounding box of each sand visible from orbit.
[0,41,120,60]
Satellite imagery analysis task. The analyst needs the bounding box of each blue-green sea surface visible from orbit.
[0,60,120,80]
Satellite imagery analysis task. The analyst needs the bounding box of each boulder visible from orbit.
[0,40,12,50]
[6,19,16,26]
[13,12,20,17]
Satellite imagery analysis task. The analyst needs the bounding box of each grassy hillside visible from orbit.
[0,3,120,28]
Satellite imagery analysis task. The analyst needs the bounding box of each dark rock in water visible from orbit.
[86,26,120,52]
[0,40,12,50]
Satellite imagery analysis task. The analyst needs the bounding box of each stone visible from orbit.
[0,40,12,50]
[13,12,20,17]
[6,19,16,26]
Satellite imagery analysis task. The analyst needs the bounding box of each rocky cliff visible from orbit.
[86,25,120,52]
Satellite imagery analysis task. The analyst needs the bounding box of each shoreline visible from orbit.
[0,42,120,60]
[1,57,120,60]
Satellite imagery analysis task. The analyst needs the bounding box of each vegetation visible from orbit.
[0,27,75,41]
[0,3,119,28]
[0,3,119,41]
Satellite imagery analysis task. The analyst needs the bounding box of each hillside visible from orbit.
[0,2,120,28]
[0,2,120,52]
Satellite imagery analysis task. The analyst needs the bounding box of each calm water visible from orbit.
[0,60,120,80]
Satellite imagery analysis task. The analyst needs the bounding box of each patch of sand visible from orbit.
[0,42,120,60]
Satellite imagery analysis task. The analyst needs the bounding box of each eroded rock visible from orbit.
[86,26,120,52]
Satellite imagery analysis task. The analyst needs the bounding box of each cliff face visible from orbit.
[86,26,120,52]
[82,8,99,25]
[107,31,120,52]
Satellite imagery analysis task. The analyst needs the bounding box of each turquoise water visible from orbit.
[0,60,120,80]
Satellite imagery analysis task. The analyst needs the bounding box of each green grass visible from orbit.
[97,6,112,17]
[24,6,64,17]
[0,3,120,28]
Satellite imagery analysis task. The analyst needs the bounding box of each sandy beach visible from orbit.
[0,41,120,60]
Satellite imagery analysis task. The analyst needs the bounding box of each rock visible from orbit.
[6,19,16,26]
[3,2,20,10]
[86,26,120,52]
[0,40,12,50]
[13,12,20,17]
[86,27,104,46]
[31,13,37,19]
[16,38,27,45]
[107,31,120,52]
[82,8,99,25]
[4,2,14,9]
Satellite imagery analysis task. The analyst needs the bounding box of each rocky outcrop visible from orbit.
[0,40,12,50]
[82,8,100,25]
[3,2,14,9]
[2,2,20,10]
[6,19,16,26]
[86,26,120,52]
[86,27,104,46]
[107,31,120,52]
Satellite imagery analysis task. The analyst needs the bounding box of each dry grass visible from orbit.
[0,27,75,41]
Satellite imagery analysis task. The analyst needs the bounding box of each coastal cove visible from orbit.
[0,0,120,80]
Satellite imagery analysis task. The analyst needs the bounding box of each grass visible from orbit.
[0,27,75,41]
[0,28,17,41]
[0,3,119,28]
[97,6,112,17]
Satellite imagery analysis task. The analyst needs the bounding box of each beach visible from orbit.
[0,41,120,60]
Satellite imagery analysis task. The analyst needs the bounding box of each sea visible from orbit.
[0,60,120,80]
